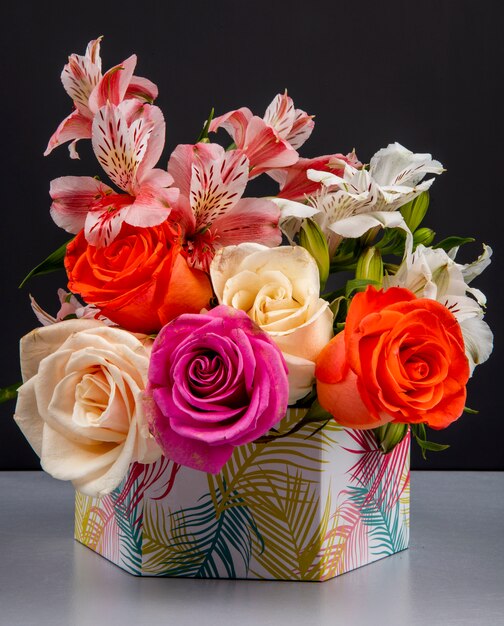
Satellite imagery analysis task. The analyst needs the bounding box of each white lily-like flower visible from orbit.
[383,243,493,374]
[273,143,443,255]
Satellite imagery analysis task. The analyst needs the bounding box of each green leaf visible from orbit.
[328,295,345,318]
[345,278,380,298]
[410,423,450,460]
[329,237,361,271]
[19,240,71,288]
[433,236,475,252]
[416,439,450,454]
[195,107,215,143]
[0,382,21,404]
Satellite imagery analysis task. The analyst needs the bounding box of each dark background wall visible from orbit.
[1,0,502,470]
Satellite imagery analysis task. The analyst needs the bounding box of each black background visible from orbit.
[1,0,502,470]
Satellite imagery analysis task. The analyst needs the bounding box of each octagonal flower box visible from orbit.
[75,409,410,581]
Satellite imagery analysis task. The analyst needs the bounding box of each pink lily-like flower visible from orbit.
[270,152,362,201]
[44,37,158,159]
[30,289,114,327]
[167,143,282,271]
[209,91,314,178]
[50,100,178,247]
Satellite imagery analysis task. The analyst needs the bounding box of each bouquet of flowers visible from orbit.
[6,37,493,500]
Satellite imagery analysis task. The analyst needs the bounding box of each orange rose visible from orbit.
[65,223,213,334]
[315,286,469,430]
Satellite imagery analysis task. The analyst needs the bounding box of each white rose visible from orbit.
[383,244,493,374]
[14,319,162,497]
[210,243,334,403]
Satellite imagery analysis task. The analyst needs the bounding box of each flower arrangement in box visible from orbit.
[3,38,493,580]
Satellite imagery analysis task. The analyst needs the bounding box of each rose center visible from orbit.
[74,367,111,427]
[174,341,248,412]
[404,357,429,380]
[252,281,302,326]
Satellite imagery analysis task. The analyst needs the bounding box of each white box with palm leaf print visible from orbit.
[75,409,410,580]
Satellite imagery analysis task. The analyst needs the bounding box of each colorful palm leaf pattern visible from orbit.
[75,410,410,580]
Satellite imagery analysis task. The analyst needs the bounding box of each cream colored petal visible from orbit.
[35,365,125,444]
[272,301,334,362]
[241,247,319,301]
[257,298,309,333]
[210,243,270,299]
[211,244,320,305]
[20,319,105,382]
[13,377,44,457]
[71,414,142,497]
[41,423,120,484]
[135,393,163,464]
[221,270,267,308]
[283,353,316,405]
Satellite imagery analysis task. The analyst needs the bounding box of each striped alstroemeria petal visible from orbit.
[190,146,249,228]
[61,37,103,117]
[263,91,296,139]
[92,101,164,194]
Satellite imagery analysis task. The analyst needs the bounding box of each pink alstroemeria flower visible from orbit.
[167,143,281,271]
[30,289,113,327]
[45,37,158,159]
[50,100,178,247]
[209,91,314,178]
[270,152,362,202]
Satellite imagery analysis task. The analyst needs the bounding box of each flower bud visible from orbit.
[299,218,330,289]
[400,191,430,232]
[356,246,383,286]
[374,422,409,454]
[413,227,435,248]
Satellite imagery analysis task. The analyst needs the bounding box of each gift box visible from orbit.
[75,410,410,580]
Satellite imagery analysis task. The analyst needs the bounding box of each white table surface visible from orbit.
[0,471,503,626]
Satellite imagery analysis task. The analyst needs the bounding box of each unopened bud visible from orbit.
[374,422,409,454]
[299,219,330,289]
[413,227,435,248]
[400,191,430,232]
[356,246,383,286]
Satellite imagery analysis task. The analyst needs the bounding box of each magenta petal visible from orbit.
[153,387,246,442]
[149,398,234,473]
[147,305,289,470]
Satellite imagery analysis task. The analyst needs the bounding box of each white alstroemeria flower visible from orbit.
[383,244,493,374]
[274,143,443,255]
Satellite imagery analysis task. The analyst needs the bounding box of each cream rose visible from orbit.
[210,243,334,403]
[14,319,162,497]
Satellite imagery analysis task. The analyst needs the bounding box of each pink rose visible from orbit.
[144,305,289,473]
